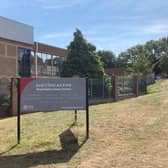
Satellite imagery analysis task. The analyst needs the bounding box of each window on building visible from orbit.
[18,48,31,77]
[18,49,65,77]
[45,54,52,76]
[30,51,36,76]
[36,53,61,77]
[53,55,61,76]
[37,53,51,77]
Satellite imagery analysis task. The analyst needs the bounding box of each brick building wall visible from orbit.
[0,16,68,118]
[0,38,33,78]
[0,38,68,118]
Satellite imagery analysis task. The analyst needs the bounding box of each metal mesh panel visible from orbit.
[118,76,134,96]
[138,78,147,94]
[88,77,113,99]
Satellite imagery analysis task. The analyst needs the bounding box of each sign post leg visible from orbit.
[17,78,21,144]
[75,110,77,123]
[17,108,20,144]
[86,78,89,139]
[86,107,89,139]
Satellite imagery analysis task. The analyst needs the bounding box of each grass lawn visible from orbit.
[0,79,168,168]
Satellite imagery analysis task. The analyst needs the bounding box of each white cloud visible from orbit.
[143,23,168,34]
[35,0,89,9]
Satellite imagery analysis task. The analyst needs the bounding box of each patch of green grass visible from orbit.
[147,80,163,94]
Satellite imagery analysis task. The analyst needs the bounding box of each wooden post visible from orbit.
[11,78,18,116]
[112,76,118,101]
[144,78,147,94]
[134,76,139,97]
[74,110,77,122]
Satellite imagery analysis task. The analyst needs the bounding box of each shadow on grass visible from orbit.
[0,128,87,168]
[0,144,18,156]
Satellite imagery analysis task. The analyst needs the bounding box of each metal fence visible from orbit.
[0,76,149,118]
[118,76,135,97]
[88,77,113,99]
[0,78,11,106]
[88,76,148,100]
[138,78,147,94]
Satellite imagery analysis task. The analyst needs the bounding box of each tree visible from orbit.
[61,29,104,78]
[97,50,117,68]
[132,54,152,77]
[159,53,168,77]
[117,51,131,68]
[117,37,168,75]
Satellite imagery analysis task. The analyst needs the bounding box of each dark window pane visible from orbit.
[18,48,31,77]
[30,51,36,76]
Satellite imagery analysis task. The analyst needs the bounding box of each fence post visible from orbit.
[112,76,118,101]
[90,79,93,99]
[134,76,139,97]
[102,78,104,98]
[144,78,147,94]
[11,78,18,116]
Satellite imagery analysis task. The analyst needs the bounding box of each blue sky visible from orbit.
[1,0,168,55]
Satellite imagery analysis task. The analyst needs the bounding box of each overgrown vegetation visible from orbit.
[147,80,163,94]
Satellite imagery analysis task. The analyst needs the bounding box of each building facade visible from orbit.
[0,16,68,117]
[0,16,68,78]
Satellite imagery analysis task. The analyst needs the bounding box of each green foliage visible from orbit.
[159,53,168,77]
[132,54,152,77]
[61,29,104,78]
[118,37,168,76]
[147,80,162,94]
[117,51,132,68]
[104,76,113,97]
[97,50,117,68]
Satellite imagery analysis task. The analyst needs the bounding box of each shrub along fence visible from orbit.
[0,76,148,118]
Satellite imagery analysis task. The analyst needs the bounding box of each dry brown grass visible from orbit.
[0,80,168,168]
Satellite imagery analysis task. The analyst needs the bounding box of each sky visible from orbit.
[1,0,168,55]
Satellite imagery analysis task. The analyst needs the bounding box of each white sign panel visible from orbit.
[0,16,34,44]
[20,78,87,112]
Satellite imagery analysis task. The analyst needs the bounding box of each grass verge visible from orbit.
[0,79,168,168]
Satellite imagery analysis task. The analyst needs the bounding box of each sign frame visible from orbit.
[17,78,89,144]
